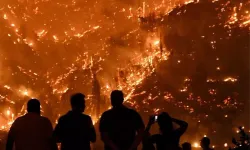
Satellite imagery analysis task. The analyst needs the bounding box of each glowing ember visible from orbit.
[193,142,199,148]
[224,143,228,147]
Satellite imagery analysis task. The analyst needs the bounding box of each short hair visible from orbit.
[182,142,191,150]
[70,93,85,108]
[201,137,210,146]
[111,90,124,106]
[27,99,40,113]
[157,112,173,133]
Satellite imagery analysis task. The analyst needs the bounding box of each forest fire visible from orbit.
[0,0,249,149]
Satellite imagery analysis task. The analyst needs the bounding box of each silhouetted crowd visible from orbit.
[4,90,243,150]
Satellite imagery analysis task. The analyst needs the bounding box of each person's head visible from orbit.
[157,112,173,134]
[111,90,124,107]
[70,93,85,112]
[27,99,41,114]
[200,137,210,148]
[182,142,192,150]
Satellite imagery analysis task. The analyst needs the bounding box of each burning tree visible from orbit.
[136,0,250,146]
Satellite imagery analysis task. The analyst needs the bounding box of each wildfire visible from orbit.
[223,77,238,82]
[0,1,247,148]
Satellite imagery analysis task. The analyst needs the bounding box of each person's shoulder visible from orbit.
[16,115,25,120]
[57,113,69,122]
[13,115,25,124]
[9,116,22,129]
[59,113,68,119]
[102,109,113,116]
[127,108,140,115]
[81,114,92,120]
[40,116,52,124]
[41,116,50,121]
[127,108,137,112]
[100,109,114,120]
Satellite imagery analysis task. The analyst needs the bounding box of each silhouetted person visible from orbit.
[182,142,192,150]
[6,99,57,150]
[143,112,188,150]
[54,93,96,150]
[99,90,145,150]
[200,137,213,150]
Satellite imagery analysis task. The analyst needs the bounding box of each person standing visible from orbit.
[6,99,57,150]
[200,137,214,150]
[182,142,192,150]
[99,90,145,150]
[54,93,96,150]
[143,112,188,150]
